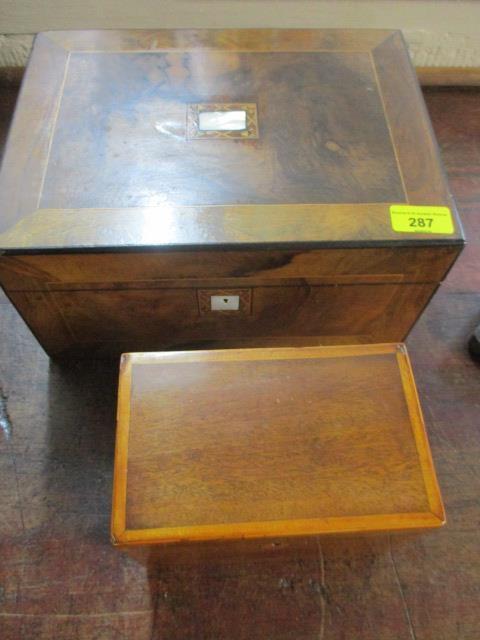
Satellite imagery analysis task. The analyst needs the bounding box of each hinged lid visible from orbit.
[112,344,444,545]
[0,29,464,252]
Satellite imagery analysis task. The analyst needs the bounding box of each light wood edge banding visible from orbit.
[113,512,443,546]
[111,354,133,543]
[125,343,399,366]
[395,345,446,523]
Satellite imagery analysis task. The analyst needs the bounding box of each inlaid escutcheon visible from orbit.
[198,288,252,315]
[187,103,259,140]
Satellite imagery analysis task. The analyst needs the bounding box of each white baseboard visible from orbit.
[1,14,480,71]
[0,34,33,67]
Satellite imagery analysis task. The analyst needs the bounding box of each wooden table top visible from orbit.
[112,343,444,545]
[0,28,463,251]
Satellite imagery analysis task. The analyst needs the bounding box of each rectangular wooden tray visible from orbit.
[111,343,444,545]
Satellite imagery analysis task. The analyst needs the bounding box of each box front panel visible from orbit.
[0,245,458,356]
[8,282,436,356]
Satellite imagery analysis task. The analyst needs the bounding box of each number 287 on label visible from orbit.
[390,205,454,235]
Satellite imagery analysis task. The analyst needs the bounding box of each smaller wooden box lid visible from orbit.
[112,344,444,545]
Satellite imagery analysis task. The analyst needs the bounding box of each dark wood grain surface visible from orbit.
[6,281,437,356]
[0,29,464,357]
[0,30,462,248]
[0,244,458,356]
[0,85,479,639]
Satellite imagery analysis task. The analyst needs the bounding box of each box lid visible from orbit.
[111,344,444,545]
[0,29,464,252]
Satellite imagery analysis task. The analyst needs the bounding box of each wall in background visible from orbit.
[0,0,479,68]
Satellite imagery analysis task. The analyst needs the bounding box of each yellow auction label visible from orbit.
[390,205,454,234]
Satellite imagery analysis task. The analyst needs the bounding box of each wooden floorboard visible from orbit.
[0,86,479,639]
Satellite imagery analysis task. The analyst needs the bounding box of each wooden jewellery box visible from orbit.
[0,29,464,358]
[111,344,445,547]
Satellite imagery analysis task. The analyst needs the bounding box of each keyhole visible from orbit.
[210,294,240,311]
